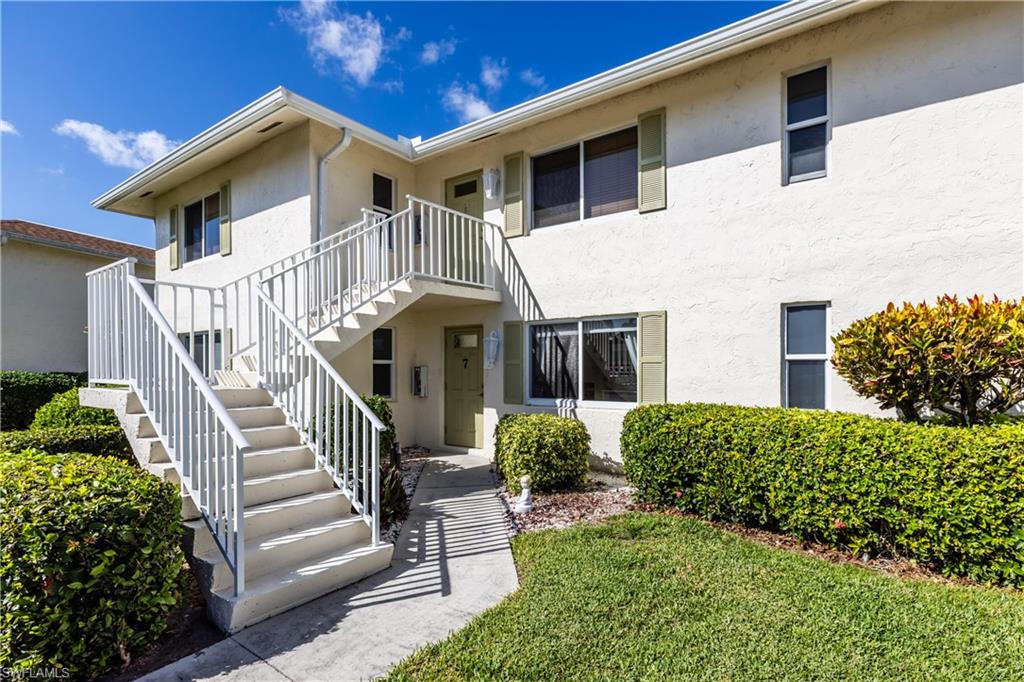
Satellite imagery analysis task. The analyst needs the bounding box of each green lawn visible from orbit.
[389,513,1024,681]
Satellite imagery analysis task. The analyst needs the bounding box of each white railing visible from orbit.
[255,286,382,544]
[87,259,251,595]
[259,195,502,340]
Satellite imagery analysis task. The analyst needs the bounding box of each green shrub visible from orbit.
[495,413,590,493]
[622,403,1024,586]
[832,295,1024,425]
[0,450,183,678]
[380,464,410,528]
[0,371,84,430]
[0,426,132,461]
[30,388,119,430]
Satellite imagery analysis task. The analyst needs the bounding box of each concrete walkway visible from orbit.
[140,452,517,682]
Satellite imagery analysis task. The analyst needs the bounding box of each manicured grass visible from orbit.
[390,513,1024,681]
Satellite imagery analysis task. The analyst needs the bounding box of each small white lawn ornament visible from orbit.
[514,475,534,514]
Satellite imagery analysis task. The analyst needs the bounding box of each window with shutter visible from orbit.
[503,152,524,238]
[638,109,666,213]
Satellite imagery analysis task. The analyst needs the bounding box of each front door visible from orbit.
[444,172,484,283]
[445,326,484,448]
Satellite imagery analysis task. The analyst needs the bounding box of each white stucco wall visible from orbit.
[380,1,1022,465]
[1,240,154,372]
[144,2,1022,468]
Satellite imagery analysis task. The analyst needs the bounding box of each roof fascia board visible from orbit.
[2,232,155,265]
[410,0,865,158]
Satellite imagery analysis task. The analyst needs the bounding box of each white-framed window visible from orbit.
[372,327,395,399]
[783,63,830,184]
[782,303,830,409]
[531,126,638,229]
[178,330,223,375]
[528,315,638,405]
[182,191,222,263]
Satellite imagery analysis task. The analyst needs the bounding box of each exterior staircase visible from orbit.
[82,196,505,633]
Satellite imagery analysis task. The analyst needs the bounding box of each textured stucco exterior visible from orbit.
[132,1,1023,467]
[1,240,153,372]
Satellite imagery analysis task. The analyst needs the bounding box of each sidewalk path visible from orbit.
[139,452,518,682]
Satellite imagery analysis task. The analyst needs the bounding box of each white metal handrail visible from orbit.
[255,285,382,544]
[87,259,251,595]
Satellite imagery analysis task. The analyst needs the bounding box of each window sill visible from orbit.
[784,170,827,185]
[529,208,639,235]
[526,398,635,410]
[181,252,223,268]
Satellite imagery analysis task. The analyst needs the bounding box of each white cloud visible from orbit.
[0,120,17,135]
[420,38,456,65]
[38,164,65,175]
[283,1,387,87]
[442,82,493,124]
[480,56,508,93]
[520,68,546,89]
[53,119,178,170]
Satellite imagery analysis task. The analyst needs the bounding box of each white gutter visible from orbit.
[317,128,353,242]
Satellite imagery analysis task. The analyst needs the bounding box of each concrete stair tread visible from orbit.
[212,539,391,601]
[243,489,349,521]
[199,514,367,565]
[245,466,326,487]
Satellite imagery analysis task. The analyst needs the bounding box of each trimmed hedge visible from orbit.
[30,388,119,430]
[0,371,85,430]
[0,451,183,678]
[622,403,1024,586]
[0,426,132,461]
[495,414,590,493]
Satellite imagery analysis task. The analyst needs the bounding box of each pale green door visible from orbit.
[444,172,484,283]
[445,326,484,448]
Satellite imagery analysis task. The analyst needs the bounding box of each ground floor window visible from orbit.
[372,328,395,399]
[178,330,222,375]
[529,316,638,403]
[783,303,829,409]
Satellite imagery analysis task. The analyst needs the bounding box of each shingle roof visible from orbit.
[1,219,155,264]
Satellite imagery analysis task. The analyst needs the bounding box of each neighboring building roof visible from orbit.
[94,0,873,217]
[1,219,155,264]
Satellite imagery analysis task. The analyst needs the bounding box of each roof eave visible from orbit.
[410,0,870,159]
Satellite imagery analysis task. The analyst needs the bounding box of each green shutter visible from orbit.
[503,321,524,404]
[638,311,666,404]
[503,152,524,238]
[168,206,180,270]
[219,181,232,256]
[637,109,666,213]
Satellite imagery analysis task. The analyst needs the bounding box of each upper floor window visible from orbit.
[372,172,395,216]
[784,65,829,184]
[783,303,829,409]
[183,191,220,262]
[532,127,637,229]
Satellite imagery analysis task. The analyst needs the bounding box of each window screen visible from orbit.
[532,146,580,229]
[783,303,828,409]
[372,328,394,398]
[785,66,828,182]
[372,173,394,214]
[582,318,637,402]
[529,323,579,399]
[584,128,638,219]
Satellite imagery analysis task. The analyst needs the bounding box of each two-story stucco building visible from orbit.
[83,0,1023,630]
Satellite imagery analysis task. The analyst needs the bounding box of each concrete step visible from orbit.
[242,445,315,478]
[148,461,181,487]
[136,437,170,464]
[124,413,156,439]
[207,541,394,632]
[199,515,371,593]
[187,490,352,556]
[228,405,286,428]
[214,370,260,388]
[243,468,333,507]
[213,387,274,408]
[241,425,301,449]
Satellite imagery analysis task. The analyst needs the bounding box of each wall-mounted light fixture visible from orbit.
[483,168,501,199]
[483,330,500,369]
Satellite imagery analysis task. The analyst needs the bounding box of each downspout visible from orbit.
[317,127,353,242]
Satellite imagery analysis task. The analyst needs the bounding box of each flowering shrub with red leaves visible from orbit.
[832,295,1024,425]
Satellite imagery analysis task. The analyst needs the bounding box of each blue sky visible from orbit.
[1,1,777,247]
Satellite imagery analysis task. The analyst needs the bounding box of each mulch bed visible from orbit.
[503,484,991,590]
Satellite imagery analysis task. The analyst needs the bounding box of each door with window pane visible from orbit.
[444,172,484,284]
[445,326,483,448]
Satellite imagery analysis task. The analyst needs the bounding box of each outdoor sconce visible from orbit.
[483,168,501,199]
[483,330,500,369]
